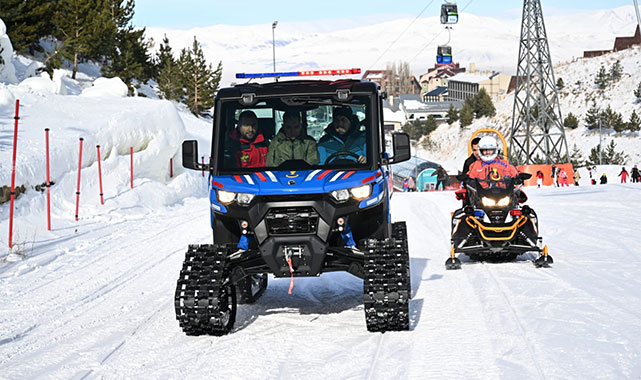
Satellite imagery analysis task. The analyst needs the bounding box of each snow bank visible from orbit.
[0,18,18,84]
[81,77,128,97]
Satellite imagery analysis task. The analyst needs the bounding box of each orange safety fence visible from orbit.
[517,163,575,187]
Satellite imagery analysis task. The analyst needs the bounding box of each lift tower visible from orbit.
[510,0,568,164]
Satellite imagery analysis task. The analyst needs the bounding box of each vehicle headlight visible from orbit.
[497,196,510,207]
[330,189,350,203]
[481,197,496,207]
[350,184,371,200]
[217,190,236,204]
[236,192,255,206]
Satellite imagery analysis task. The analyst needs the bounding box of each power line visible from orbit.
[366,0,436,71]
[407,0,476,65]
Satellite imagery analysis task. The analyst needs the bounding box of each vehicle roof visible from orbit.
[216,79,379,99]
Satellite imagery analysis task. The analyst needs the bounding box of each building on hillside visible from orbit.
[384,94,463,127]
[424,86,448,102]
[583,25,641,58]
[361,70,421,97]
[418,62,466,95]
[447,65,512,102]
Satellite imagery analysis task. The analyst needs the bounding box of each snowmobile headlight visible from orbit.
[481,197,496,207]
[330,189,350,203]
[350,184,371,200]
[236,192,255,206]
[497,196,511,207]
[217,190,236,205]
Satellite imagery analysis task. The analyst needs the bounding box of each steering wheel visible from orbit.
[324,151,360,164]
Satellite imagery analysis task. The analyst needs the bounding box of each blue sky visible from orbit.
[133,0,635,28]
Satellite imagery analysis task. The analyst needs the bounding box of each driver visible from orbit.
[467,136,519,186]
[318,106,366,164]
[266,110,319,167]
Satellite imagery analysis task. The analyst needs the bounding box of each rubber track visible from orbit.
[174,245,236,336]
[363,222,410,332]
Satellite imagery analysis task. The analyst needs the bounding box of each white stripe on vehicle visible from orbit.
[306,169,322,181]
[265,171,277,182]
[329,171,345,182]
[244,175,255,185]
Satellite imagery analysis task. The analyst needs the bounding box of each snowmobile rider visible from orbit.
[462,137,481,175]
[467,136,519,186]
[225,110,269,168]
[318,106,366,164]
[266,110,319,167]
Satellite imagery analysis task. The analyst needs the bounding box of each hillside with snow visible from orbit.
[417,45,641,171]
[145,6,640,86]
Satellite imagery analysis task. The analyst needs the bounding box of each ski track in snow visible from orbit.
[1,186,641,379]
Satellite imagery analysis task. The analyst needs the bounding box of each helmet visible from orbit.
[477,136,498,162]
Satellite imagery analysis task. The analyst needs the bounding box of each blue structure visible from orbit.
[391,156,439,191]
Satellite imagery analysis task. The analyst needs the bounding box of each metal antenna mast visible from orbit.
[510,0,568,165]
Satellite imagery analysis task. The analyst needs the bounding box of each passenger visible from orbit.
[467,136,519,187]
[266,111,319,167]
[225,110,269,168]
[318,106,366,164]
[462,137,481,175]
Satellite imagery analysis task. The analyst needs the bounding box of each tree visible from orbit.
[568,144,584,167]
[563,112,579,129]
[635,82,641,102]
[584,103,601,130]
[102,28,154,94]
[385,61,416,96]
[602,105,625,133]
[446,104,459,124]
[180,36,222,116]
[587,140,626,165]
[556,77,564,89]
[627,110,640,133]
[0,0,54,54]
[459,102,474,127]
[53,0,97,79]
[473,88,496,118]
[158,60,182,100]
[610,60,623,82]
[402,119,426,140]
[594,65,609,89]
[155,35,175,75]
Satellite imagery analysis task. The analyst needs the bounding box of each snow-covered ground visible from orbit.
[2,181,641,379]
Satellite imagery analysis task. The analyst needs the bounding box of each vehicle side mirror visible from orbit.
[182,140,202,170]
[389,132,411,164]
[518,172,532,180]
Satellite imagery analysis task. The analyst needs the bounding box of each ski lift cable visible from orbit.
[408,0,476,64]
[366,0,437,71]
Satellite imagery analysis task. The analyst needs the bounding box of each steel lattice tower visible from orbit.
[510,0,568,165]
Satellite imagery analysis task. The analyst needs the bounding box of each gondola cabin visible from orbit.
[441,2,459,24]
[436,45,453,64]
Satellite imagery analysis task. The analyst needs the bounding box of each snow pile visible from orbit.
[81,76,128,97]
[0,18,18,84]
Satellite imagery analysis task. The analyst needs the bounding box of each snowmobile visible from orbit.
[446,172,552,269]
[175,68,412,335]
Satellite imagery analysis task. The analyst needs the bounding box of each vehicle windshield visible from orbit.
[215,95,373,173]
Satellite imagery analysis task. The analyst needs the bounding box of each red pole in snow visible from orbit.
[170,158,173,178]
[96,145,104,205]
[8,99,20,248]
[75,138,84,221]
[45,128,51,231]
[130,146,134,189]
[201,156,205,177]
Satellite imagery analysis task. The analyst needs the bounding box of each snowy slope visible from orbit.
[417,45,641,172]
[1,186,641,379]
[145,6,640,86]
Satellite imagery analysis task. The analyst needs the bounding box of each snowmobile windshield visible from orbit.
[214,95,374,173]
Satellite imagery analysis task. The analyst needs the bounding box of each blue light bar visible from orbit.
[236,71,298,79]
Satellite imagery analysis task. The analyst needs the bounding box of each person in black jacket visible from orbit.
[462,137,481,175]
[631,165,640,183]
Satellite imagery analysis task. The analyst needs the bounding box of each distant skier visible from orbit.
[618,167,629,183]
[433,166,448,191]
[551,164,558,187]
[558,169,569,187]
[408,176,416,192]
[632,165,640,183]
[600,172,608,185]
[536,170,544,188]
[573,169,580,186]
[589,166,597,185]
[403,178,409,192]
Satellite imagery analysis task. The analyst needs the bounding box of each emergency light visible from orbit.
[236,68,361,79]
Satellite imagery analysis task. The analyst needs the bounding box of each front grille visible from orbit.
[264,207,319,235]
